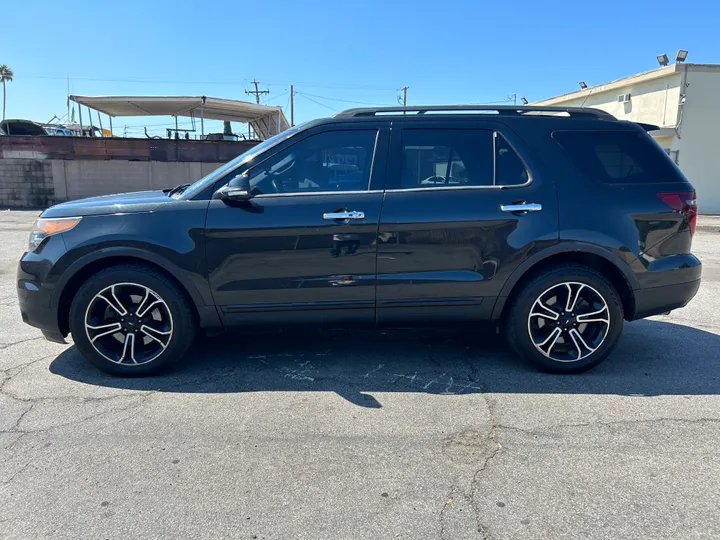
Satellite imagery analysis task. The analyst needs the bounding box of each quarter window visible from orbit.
[238,130,378,195]
[553,130,686,184]
[399,129,528,189]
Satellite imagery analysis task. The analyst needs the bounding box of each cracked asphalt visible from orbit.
[2,210,720,539]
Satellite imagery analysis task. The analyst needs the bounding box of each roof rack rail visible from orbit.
[333,105,615,120]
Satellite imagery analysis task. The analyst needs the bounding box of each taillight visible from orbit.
[658,191,698,236]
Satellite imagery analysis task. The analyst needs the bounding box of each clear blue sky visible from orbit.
[3,0,720,136]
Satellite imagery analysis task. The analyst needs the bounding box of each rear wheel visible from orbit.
[505,265,624,373]
[69,264,196,375]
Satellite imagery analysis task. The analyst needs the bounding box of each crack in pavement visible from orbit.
[0,336,47,350]
[469,394,502,540]
[1,393,154,439]
[1,461,32,487]
[500,416,720,435]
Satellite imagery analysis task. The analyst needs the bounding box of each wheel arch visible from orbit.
[492,243,639,323]
[53,247,217,336]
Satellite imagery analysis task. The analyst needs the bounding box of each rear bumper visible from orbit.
[632,278,701,320]
[630,253,701,320]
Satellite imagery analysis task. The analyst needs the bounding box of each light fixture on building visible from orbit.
[521,97,528,105]
[676,49,689,63]
[657,53,669,67]
[579,81,588,89]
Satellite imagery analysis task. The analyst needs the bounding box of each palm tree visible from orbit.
[0,65,14,121]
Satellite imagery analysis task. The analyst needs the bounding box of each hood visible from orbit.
[41,190,172,218]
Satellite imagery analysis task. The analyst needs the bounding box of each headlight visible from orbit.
[28,217,82,251]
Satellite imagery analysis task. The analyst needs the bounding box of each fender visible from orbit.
[50,246,213,310]
[490,242,640,321]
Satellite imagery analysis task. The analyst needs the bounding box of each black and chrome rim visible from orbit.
[527,282,610,363]
[84,283,173,365]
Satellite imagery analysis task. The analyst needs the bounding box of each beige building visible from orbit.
[534,62,720,211]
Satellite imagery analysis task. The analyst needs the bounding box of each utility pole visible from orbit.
[400,86,409,107]
[245,79,269,104]
[245,80,268,139]
[510,93,517,105]
[290,85,294,127]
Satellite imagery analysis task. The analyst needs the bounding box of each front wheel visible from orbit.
[69,264,196,376]
[505,265,624,373]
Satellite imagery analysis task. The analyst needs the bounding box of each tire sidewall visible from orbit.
[508,267,624,373]
[69,266,194,376]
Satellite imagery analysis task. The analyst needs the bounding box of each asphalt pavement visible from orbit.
[2,210,719,540]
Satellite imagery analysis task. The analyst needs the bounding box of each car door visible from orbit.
[205,124,388,326]
[376,118,559,324]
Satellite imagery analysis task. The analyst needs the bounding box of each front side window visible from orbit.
[240,130,378,195]
[399,129,528,189]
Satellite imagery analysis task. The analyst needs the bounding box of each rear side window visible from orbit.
[553,130,686,184]
[399,129,529,189]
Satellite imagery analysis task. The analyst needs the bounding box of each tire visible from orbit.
[69,264,197,376]
[505,265,624,374]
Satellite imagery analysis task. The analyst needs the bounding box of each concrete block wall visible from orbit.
[0,159,55,208]
[0,158,225,208]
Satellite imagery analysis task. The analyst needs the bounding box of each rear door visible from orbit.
[376,118,559,324]
[205,124,388,326]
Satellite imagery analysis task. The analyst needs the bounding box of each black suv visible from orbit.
[17,105,701,375]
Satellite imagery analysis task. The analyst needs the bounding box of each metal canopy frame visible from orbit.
[68,95,290,139]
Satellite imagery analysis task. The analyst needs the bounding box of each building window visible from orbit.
[663,148,680,166]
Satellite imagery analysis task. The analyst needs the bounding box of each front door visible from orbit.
[205,126,387,326]
[376,120,559,324]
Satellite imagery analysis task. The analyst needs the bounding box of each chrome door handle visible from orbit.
[323,211,365,220]
[500,203,542,213]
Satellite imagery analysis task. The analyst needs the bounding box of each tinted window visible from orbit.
[553,130,686,184]
[495,133,530,186]
[401,129,493,188]
[399,129,528,188]
[242,130,377,195]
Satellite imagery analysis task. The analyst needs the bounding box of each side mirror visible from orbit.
[220,173,252,202]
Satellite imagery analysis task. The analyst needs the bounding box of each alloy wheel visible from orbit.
[84,283,173,365]
[527,282,610,363]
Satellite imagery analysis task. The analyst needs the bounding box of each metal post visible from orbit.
[97,111,104,137]
[200,103,204,137]
[109,116,113,137]
[87,107,93,135]
[277,110,281,135]
[78,103,83,137]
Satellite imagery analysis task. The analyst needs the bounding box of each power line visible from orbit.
[295,92,337,112]
[261,90,289,105]
[20,73,399,91]
[295,91,393,107]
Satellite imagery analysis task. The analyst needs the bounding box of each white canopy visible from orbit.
[69,95,290,139]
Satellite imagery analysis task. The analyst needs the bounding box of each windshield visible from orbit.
[180,122,309,199]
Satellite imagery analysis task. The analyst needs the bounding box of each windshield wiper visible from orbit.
[167,183,191,198]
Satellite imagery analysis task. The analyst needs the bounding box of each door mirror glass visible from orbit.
[220,172,252,201]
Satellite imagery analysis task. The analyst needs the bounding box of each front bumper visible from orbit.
[18,285,67,343]
[17,240,67,343]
